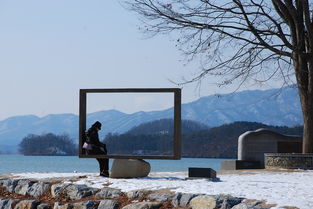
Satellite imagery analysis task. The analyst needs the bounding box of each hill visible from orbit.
[126,119,209,135]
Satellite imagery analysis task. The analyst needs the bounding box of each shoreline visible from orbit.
[1,169,312,208]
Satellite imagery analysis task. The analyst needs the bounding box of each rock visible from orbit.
[189,195,217,209]
[110,159,150,178]
[14,179,36,195]
[171,193,182,207]
[179,193,198,206]
[0,179,12,188]
[54,201,97,209]
[122,201,162,209]
[147,193,175,203]
[14,200,40,209]
[95,187,121,199]
[53,202,71,209]
[231,200,270,209]
[37,203,52,209]
[98,200,119,209]
[52,184,98,200]
[27,181,50,197]
[51,184,65,197]
[64,184,98,200]
[0,198,20,209]
[231,201,265,209]
[0,178,6,185]
[126,190,145,199]
[231,203,249,209]
[0,179,19,192]
[216,195,243,209]
[172,193,197,207]
[72,200,97,209]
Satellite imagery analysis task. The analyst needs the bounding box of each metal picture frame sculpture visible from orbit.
[79,88,181,159]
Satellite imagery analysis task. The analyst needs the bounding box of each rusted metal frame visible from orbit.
[79,90,87,157]
[78,88,182,160]
[173,88,181,160]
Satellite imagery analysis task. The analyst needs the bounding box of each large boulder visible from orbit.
[110,159,150,178]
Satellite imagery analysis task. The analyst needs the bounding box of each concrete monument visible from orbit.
[222,129,302,169]
[238,129,302,167]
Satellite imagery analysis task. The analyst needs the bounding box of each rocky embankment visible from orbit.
[0,176,279,209]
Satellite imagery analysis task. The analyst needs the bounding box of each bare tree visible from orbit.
[126,0,313,153]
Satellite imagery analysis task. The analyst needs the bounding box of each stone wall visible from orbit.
[0,177,275,209]
[265,153,313,169]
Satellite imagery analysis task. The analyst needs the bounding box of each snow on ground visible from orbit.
[12,170,313,209]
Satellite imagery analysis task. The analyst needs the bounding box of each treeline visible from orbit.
[19,133,77,156]
[103,120,303,158]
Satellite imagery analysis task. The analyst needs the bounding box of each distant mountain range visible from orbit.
[0,85,303,153]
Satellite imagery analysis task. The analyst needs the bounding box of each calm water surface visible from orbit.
[0,155,230,174]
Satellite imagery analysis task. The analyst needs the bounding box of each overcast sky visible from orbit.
[0,0,283,120]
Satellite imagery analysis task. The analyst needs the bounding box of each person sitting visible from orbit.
[85,121,109,177]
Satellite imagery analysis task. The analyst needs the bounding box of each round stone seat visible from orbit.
[110,159,151,178]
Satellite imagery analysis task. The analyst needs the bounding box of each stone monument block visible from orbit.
[188,168,219,181]
[110,159,151,178]
[238,129,302,168]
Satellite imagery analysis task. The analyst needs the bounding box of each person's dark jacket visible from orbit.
[87,127,103,147]
[86,127,107,154]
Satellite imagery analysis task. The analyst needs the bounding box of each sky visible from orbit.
[0,0,283,120]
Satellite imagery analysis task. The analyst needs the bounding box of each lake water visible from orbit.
[0,155,230,174]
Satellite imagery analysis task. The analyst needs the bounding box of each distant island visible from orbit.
[19,133,77,156]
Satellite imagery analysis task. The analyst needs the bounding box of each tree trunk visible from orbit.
[302,99,313,153]
[294,49,313,153]
[297,60,313,153]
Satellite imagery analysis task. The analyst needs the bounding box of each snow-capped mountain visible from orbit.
[182,85,302,127]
